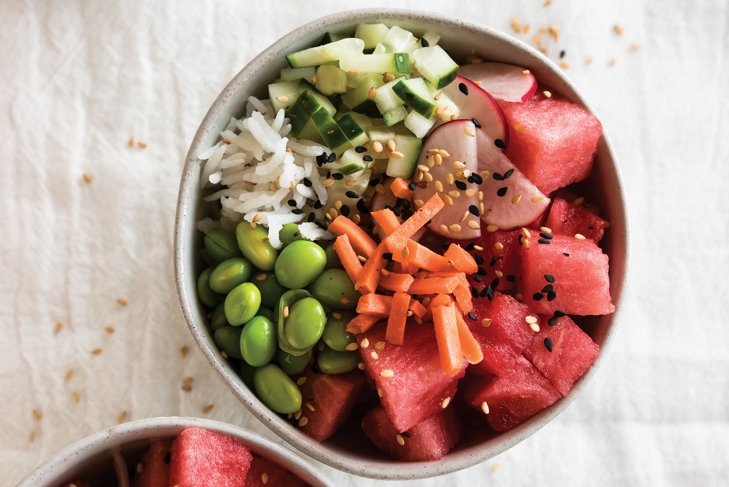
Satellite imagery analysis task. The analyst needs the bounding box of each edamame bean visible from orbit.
[209,257,253,294]
[197,268,223,307]
[284,297,326,350]
[279,223,304,246]
[210,302,229,330]
[324,243,342,269]
[277,348,312,376]
[240,316,277,367]
[213,326,243,360]
[224,282,261,326]
[251,272,287,308]
[204,229,241,263]
[253,364,302,414]
[309,269,358,310]
[322,311,356,351]
[316,347,360,374]
[275,240,327,289]
[236,222,278,271]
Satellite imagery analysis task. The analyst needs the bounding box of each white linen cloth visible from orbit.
[1,0,728,485]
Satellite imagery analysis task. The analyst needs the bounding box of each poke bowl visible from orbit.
[18,417,331,486]
[174,9,628,480]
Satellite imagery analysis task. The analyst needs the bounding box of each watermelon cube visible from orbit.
[545,197,608,243]
[357,323,467,432]
[463,355,561,432]
[297,370,367,441]
[521,234,614,316]
[361,405,462,461]
[498,94,602,195]
[245,454,305,487]
[169,427,253,487]
[464,293,537,376]
[523,314,600,396]
[131,439,171,487]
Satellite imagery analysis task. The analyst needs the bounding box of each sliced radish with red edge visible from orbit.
[441,75,508,146]
[459,62,538,103]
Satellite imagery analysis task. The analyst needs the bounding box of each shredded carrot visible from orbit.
[355,244,386,294]
[333,234,364,283]
[408,299,428,319]
[392,240,453,272]
[370,208,400,236]
[390,177,414,199]
[328,215,377,257]
[452,283,474,313]
[378,272,415,292]
[455,311,484,364]
[408,275,463,295]
[385,292,411,345]
[356,293,393,316]
[444,243,478,274]
[431,298,464,376]
[383,194,444,254]
[346,314,381,334]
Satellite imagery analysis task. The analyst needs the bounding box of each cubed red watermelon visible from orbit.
[523,314,600,396]
[473,230,523,292]
[131,439,171,487]
[245,454,305,487]
[357,323,467,432]
[545,197,608,243]
[361,405,462,461]
[463,355,561,432]
[297,369,367,441]
[498,94,602,195]
[169,427,253,487]
[521,234,614,315]
[464,293,537,376]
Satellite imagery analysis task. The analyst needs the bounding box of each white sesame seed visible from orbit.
[345,343,360,351]
[575,233,586,240]
[481,401,490,415]
[494,242,504,251]
[298,416,309,427]
[361,338,370,349]
[390,151,405,160]
[468,220,480,229]
[435,181,444,192]
[380,369,395,378]
[543,90,552,98]
[386,139,396,152]
[521,227,532,238]
[449,224,462,232]
[540,226,553,234]
[525,315,538,324]
[375,341,386,350]
[441,397,451,409]
[396,434,406,446]
[486,224,499,233]
[261,472,269,485]
[529,322,541,332]
[481,318,492,327]
[370,351,379,360]
[372,140,383,153]
[511,194,523,204]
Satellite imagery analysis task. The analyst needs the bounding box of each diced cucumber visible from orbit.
[268,80,302,113]
[421,31,441,47]
[392,78,437,118]
[373,77,406,114]
[386,134,422,178]
[336,113,369,147]
[315,65,348,95]
[279,67,316,82]
[339,53,410,75]
[382,26,417,53]
[383,105,407,127]
[372,43,387,54]
[287,89,336,137]
[345,112,377,131]
[320,32,349,45]
[311,107,350,154]
[368,126,397,146]
[286,38,365,68]
[354,23,390,50]
[298,119,321,142]
[341,73,384,109]
[352,99,381,118]
[337,148,374,175]
[404,110,436,138]
[412,45,459,89]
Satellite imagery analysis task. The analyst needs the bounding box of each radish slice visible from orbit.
[441,75,508,145]
[412,120,481,240]
[476,130,550,229]
[459,62,538,103]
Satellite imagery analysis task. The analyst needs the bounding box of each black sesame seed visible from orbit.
[554,310,566,318]
[538,238,551,244]
[355,145,366,153]
[473,275,483,282]
[471,117,481,128]
[467,312,477,320]
[327,152,337,162]
[467,175,476,183]
[471,286,480,298]
[559,49,566,59]
[340,205,350,216]
[468,204,480,217]
[477,266,487,275]
[542,284,554,293]
[287,199,297,207]
[307,212,316,222]
[383,252,393,261]
[369,178,380,187]
[496,186,508,197]
[400,199,411,210]
[539,232,553,240]
[402,431,411,438]
[313,201,323,209]
[408,182,417,190]
[332,172,344,180]
[316,153,326,166]
[546,291,557,301]
[455,180,467,190]
[472,173,483,184]
[544,274,555,283]
[458,82,469,95]
[421,37,429,47]
[533,292,544,301]
[494,138,506,149]
[544,337,554,352]
[563,252,570,257]
[363,155,373,162]
[485,286,495,300]
[291,208,303,215]
[465,242,476,251]
[302,178,312,187]
[326,171,331,178]
[503,168,515,179]
[489,255,501,267]
[506,274,516,282]
[489,278,500,289]
[345,190,358,199]
[492,172,504,181]
[547,316,559,326]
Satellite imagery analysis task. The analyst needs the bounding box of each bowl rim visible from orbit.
[17,416,332,487]
[174,8,629,480]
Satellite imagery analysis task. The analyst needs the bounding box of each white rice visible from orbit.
[198,97,333,247]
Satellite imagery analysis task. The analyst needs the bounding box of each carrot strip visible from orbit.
[452,283,474,313]
[378,272,414,292]
[383,194,444,254]
[431,300,463,376]
[370,208,400,236]
[455,311,484,365]
[355,244,386,294]
[328,215,377,258]
[355,293,393,316]
[392,240,453,272]
[333,234,364,283]
[444,244,478,274]
[408,299,428,319]
[390,177,414,200]
[408,276,462,295]
[385,292,410,345]
[346,314,382,334]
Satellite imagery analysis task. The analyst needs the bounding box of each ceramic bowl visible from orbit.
[18,417,331,486]
[174,9,628,480]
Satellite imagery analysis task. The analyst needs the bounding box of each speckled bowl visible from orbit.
[18,417,331,486]
[174,9,628,480]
